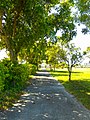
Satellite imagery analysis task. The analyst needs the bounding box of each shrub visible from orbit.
[0,59,37,109]
[0,63,5,91]
[0,59,37,91]
[29,64,37,74]
[4,64,30,90]
[0,62,9,91]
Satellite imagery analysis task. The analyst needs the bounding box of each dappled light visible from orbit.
[0,70,90,119]
[0,0,90,119]
[86,92,90,95]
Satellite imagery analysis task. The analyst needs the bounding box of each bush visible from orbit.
[4,63,35,90]
[0,59,37,109]
[29,64,37,74]
[0,62,9,91]
[0,63,5,91]
[0,59,37,91]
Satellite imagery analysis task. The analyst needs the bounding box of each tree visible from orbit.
[46,44,59,71]
[75,0,90,33]
[0,0,78,66]
[64,43,83,81]
[0,0,58,63]
[50,1,77,41]
[46,42,66,71]
[19,39,47,70]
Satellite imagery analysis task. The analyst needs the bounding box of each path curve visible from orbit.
[0,70,90,120]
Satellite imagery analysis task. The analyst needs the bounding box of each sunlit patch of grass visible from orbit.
[50,68,90,110]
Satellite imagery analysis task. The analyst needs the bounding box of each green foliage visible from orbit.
[46,43,66,69]
[85,47,90,59]
[29,64,37,75]
[4,64,28,90]
[46,42,83,81]
[63,43,83,81]
[58,62,67,69]
[0,0,76,64]
[75,0,90,32]
[50,1,76,41]
[0,59,37,109]
[0,0,57,63]
[0,59,11,91]
[4,64,36,90]
[0,63,7,91]
[87,47,90,52]
[0,59,37,91]
[19,40,47,67]
[66,43,83,65]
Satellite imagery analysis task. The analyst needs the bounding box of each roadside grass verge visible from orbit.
[50,68,90,110]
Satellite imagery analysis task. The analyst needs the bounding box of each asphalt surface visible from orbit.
[0,70,90,120]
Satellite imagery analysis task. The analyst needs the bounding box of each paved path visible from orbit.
[0,70,90,120]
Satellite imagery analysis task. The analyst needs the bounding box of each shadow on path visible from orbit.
[0,70,90,120]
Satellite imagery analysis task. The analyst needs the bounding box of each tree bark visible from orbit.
[0,10,3,35]
[10,49,18,64]
[69,70,71,81]
[5,36,18,63]
[68,66,72,81]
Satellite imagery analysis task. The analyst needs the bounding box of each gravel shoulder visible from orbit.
[0,70,90,120]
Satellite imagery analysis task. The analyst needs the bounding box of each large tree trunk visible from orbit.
[9,49,18,64]
[0,10,3,31]
[0,10,18,63]
[5,36,18,63]
[0,10,3,38]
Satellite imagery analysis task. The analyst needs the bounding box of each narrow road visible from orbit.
[0,70,90,120]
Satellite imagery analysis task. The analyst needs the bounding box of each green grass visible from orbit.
[50,68,90,110]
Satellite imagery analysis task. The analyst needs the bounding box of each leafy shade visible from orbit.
[0,0,56,63]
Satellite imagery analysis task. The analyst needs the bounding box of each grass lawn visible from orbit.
[50,68,90,110]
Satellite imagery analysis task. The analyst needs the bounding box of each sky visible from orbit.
[56,24,90,51]
[72,25,90,64]
[71,25,90,51]
[0,49,8,60]
[56,24,90,64]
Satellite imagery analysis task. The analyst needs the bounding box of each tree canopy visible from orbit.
[0,0,50,63]
[0,0,89,66]
[75,0,90,33]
